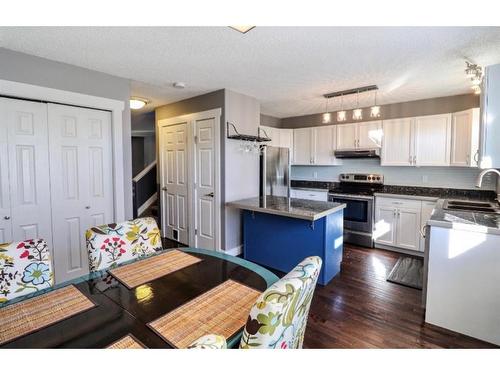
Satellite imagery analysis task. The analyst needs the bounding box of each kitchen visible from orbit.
[228,63,500,346]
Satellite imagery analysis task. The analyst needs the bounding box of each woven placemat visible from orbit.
[109,249,202,289]
[148,279,260,348]
[107,334,145,349]
[0,284,96,345]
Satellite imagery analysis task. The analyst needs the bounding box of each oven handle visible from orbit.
[329,194,374,202]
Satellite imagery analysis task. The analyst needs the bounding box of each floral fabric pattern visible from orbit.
[187,334,227,349]
[239,256,322,349]
[0,239,54,304]
[86,217,162,272]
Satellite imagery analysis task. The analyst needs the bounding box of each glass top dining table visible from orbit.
[0,248,279,349]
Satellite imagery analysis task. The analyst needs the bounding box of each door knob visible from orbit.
[4,216,10,220]
[205,192,214,198]
[162,187,168,191]
[85,206,91,209]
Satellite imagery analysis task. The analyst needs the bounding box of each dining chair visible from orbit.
[86,217,162,272]
[188,256,322,349]
[0,239,54,303]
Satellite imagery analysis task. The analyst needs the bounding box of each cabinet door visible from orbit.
[396,208,421,251]
[414,114,451,166]
[293,128,313,165]
[374,205,396,246]
[358,121,383,149]
[313,126,336,165]
[280,128,294,149]
[450,109,480,167]
[336,123,357,150]
[419,201,436,252]
[381,118,413,166]
[260,126,279,147]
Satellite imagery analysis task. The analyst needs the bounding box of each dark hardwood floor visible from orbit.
[303,245,496,348]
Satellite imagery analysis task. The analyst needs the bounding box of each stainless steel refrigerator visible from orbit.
[260,146,290,198]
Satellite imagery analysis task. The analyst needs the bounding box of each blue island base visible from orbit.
[242,209,344,285]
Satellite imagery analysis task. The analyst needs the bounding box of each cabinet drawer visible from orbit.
[291,189,328,202]
[376,196,422,210]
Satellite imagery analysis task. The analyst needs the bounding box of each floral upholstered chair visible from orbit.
[188,256,322,349]
[86,217,162,272]
[0,239,54,304]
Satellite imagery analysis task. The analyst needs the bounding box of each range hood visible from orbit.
[334,149,380,159]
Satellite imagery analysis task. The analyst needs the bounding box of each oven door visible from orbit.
[328,194,373,233]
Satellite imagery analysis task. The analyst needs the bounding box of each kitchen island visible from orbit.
[227,196,346,285]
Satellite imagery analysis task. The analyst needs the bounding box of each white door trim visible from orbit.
[158,108,222,251]
[0,79,126,222]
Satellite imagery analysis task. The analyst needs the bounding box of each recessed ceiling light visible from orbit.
[229,26,255,34]
[130,97,149,110]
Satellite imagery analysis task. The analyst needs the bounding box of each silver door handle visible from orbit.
[85,206,91,209]
[4,216,10,220]
[162,187,168,191]
[205,192,214,198]
[393,210,396,217]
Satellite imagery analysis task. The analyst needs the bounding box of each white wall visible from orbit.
[224,90,260,252]
[292,159,497,190]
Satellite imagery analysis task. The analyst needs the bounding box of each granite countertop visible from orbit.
[227,196,346,221]
[428,199,500,235]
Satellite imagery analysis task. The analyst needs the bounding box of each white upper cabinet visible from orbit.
[336,123,357,150]
[292,126,339,165]
[336,121,382,150]
[357,121,383,149]
[413,113,451,166]
[450,108,480,167]
[260,126,294,150]
[293,128,313,165]
[280,128,294,149]
[314,125,337,165]
[381,118,413,166]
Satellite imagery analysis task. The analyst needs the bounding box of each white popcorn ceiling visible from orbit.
[1,26,500,117]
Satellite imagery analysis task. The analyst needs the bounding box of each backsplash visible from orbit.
[291,159,497,191]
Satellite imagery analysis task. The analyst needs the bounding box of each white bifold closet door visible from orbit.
[0,98,52,244]
[48,103,113,283]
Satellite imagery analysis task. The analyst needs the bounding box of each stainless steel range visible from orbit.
[328,173,384,248]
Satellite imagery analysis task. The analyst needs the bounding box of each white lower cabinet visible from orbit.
[290,189,328,202]
[375,196,435,253]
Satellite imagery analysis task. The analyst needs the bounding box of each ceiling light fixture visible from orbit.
[322,97,331,123]
[370,90,381,118]
[229,26,255,34]
[337,94,346,122]
[130,97,149,110]
[352,90,363,121]
[465,61,483,95]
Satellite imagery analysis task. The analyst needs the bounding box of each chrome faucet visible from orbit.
[476,169,500,202]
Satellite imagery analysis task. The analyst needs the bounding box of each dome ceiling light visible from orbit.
[229,26,255,34]
[130,97,149,110]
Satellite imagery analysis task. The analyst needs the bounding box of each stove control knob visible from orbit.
[376,176,381,180]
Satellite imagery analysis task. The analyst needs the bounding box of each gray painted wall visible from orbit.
[0,47,133,219]
[281,94,479,128]
[260,113,282,127]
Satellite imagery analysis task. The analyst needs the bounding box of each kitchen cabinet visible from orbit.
[260,126,293,149]
[336,121,382,150]
[381,114,452,167]
[381,118,413,166]
[450,108,480,167]
[292,126,339,165]
[280,128,294,149]
[420,201,436,252]
[413,113,451,166]
[375,196,427,253]
[290,188,328,201]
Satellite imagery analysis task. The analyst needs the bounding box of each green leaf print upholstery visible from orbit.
[0,239,54,304]
[189,256,322,349]
[85,217,162,272]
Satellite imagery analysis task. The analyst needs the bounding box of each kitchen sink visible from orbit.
[443,200,500,214]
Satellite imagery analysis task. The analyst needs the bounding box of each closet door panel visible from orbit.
[48,104,113,283]
[1,98,52,245]
[0,100,12,243]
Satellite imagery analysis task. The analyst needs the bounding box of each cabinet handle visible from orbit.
[474,150,479,165]
[413,155,416,165]
[409,156,413,165]
[4,216,10,220]
[85,206,91,209]
[393,210,396,217]
[420,224,428,238]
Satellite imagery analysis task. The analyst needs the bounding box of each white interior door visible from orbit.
[160,122,189,244]
[0,98,52,245]
[0,99,12,243]
[48,103,113,283]
[194,117,216,249]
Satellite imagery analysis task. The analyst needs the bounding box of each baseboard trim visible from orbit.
[375,243,424,258]
[138,193,157,216]
[223,245,242,257]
